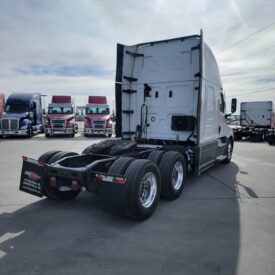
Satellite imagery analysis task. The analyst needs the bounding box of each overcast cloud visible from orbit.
[0,0,275,109]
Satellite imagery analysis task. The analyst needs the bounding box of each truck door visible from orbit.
[196,84,221,174]
[203,85,218,139]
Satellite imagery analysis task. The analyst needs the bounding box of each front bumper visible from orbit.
[45,127,74,135]
[84,127,112,135]
[0,129,29,136]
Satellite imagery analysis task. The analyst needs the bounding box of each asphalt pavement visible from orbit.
[0,136,274,275]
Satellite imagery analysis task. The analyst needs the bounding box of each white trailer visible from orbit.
[19,31,237,220]
[233,101,275,143]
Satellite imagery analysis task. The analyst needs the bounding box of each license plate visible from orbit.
[19,157,46,197]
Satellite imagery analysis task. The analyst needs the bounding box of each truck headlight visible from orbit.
[44,118,50,127]
[66,119,74,127]
[85,118,92,128]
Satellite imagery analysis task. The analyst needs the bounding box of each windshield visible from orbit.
[86,106,110,115]
[48,107,73,114]
[5,104,31,113]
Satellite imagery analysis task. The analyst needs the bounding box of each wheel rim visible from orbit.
[171,161,184,191]
[139,172,157,208]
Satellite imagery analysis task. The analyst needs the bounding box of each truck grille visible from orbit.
[51,119,66,129]
[1,119,19,130]
[93,120,105,129]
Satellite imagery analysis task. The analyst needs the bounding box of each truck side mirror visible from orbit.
[231,98,237,113]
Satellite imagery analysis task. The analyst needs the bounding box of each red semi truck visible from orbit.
[84,96,112,137]
[44,95,78,137]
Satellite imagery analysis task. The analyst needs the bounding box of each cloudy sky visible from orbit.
[0,0,275,111]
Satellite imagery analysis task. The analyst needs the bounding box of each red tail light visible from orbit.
[50,177,57,187]
[71,180,79,191]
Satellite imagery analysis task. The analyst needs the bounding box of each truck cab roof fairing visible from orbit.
[115,32,203,142]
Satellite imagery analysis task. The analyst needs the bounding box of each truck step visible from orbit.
[122,110,134,114]
[122,89,137,94]
[123,76,138,82]
[125,50,144,57]
[122,131,136,135]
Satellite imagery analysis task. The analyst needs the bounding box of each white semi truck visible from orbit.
[233,101,275,143]
[19,31,237,220]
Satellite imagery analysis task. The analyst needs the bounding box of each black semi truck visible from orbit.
[19,32,236,220]
[0,93,43,137]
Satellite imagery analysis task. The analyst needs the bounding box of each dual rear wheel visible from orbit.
[100,157,161,220]
[147,150,186,199]
[100,151,186,220]
[38,149,187,220]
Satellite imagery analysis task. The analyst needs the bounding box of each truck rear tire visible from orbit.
[48,151,78,165]
[234,132,242,141]
[99,157,135,216]
[38,150,61,163]
[124,159,161,220]
[147,150,164,165]
[108,157,135,175]
[38,150,61,197]
[222,140,233,164]
[267,134,275,145]
[43,151,80,201]
[100,159,161,220]
[159,151,186,200]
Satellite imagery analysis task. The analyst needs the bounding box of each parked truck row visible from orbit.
[19,31,239,220]
[0,94,113,138]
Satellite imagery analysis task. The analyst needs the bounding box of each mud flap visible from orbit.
[19,157,46,197]
[96,173,128,215]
